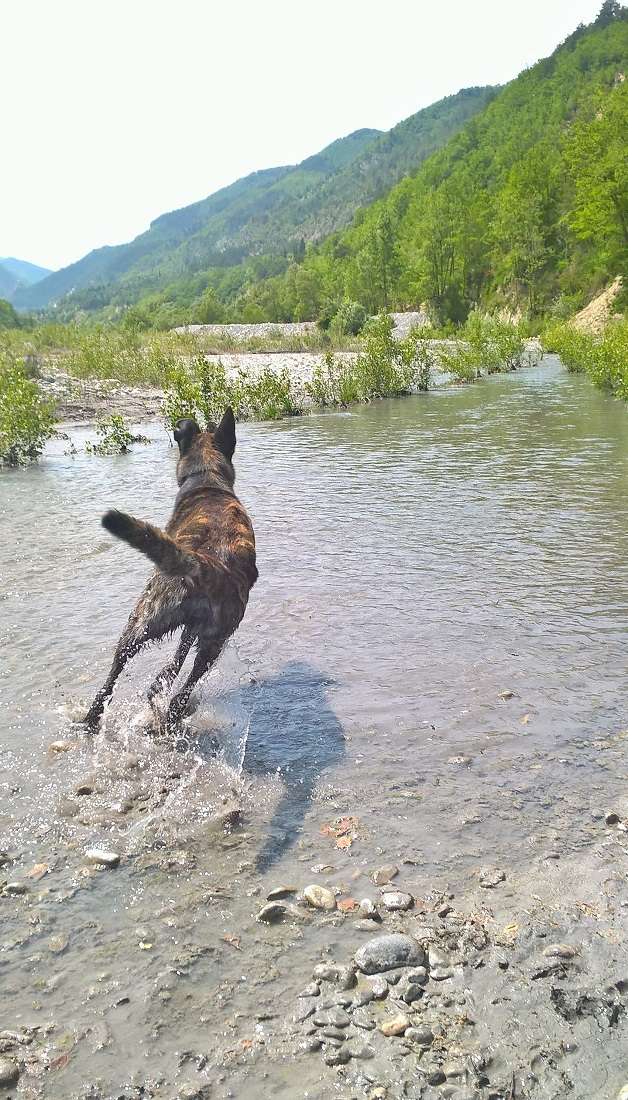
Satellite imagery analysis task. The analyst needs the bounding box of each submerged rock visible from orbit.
[479,867,506,888]
[380,1013,409,1036]
[372,864,399,886]
[355,934,424,975]
[381,891,413,911]
[304,884,336,911]
[256,902,288,923]
[0,1058,19,1086]
[85,848,120,868]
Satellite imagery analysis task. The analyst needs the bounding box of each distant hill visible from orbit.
[0,257,52,303]
[222,5,628,323]
[16,86,495,315]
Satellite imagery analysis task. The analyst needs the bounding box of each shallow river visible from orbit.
[1,358,628,1099]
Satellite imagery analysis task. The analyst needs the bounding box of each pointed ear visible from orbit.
[174,417,201,455]
[213,407,236,460]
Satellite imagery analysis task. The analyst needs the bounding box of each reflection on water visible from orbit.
[1,357,628,1096]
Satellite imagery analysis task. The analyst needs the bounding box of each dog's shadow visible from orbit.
[220,660,346,872]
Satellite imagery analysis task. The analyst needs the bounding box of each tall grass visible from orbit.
[542,319,628,400]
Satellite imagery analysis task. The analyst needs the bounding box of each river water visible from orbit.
[1,358,628,1099]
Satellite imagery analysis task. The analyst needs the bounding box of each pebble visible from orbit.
[0,852,10,867]
[346,1042,375,1059]
[352,1008,376,1030]
[369,1090,387,1100]
[324,1047,350,1066]
[404,1027,434,1046]
[617,1087,628,1100]
[380,1013,409,1037]
[304,884,337,911]
[48,934,69,955]
[401,982,424,1004]
[3,882,27,896]
[359,898,380,920]
[498,690,516,700]
[443,1059,467,1080]
[302,1038,322,1053]
[428,1070,446,1085]
[368,975,389,998]
[313,964,341,981]
[543,943,576,959]
[256,902,288,923]
[381,891,413,911]
[266,885,297,900]
[75,782,94,796]
[322,1026,346,1041]
[406,967,428,984]
[605,812,620,825]
[49,740,73,753]
[355,934,424,975]
[299,982,320,997]
[356,919,380,932]
[437,903,452,917]
[314,1007,350,1028]
[294,1000,315,1023]
[352,989,374,1007]
[337,966,357,990]
[428,945,451,969]
[479,867,506,888]
[0,1058,19,1086]
[372,864,399,886]
[85,848,120,868]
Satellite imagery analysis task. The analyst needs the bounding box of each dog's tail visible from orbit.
[101,509,201,581]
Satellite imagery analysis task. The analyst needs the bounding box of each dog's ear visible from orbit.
[174,417,201,455]
[213,407,236,460]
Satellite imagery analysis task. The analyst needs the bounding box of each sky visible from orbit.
[2,0,605,272]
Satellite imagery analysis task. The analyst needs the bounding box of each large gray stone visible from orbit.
[355,934,424,975]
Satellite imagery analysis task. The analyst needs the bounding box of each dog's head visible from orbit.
[174,409,237,488]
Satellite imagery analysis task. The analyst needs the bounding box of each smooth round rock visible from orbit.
[85,848,120,868]
[543,943,576,959]
[256,902,288,923]
[355,934,424,975]
[304,884,336,911]
[359,898,379,920]
[372,864,399,886]
[405,1027,433,1047]
[381,891,413,911]
[380,1013,409,1036]
[0,1058,19,1086]
[368,975,389,998]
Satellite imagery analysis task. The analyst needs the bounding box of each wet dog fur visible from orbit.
[83,409,257,729]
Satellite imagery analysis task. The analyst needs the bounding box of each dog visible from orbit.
[83,409,257,729]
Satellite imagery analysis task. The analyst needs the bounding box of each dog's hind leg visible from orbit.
[166,641,222,727]
[83,621,148,729]
[148,627,195,702]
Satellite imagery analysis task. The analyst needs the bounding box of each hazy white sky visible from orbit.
[3,0,603,271]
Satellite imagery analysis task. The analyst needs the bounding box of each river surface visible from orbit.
[1,358,628,1099]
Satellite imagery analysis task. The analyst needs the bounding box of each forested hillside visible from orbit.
[15,87,495,321]
[228,2,627,325]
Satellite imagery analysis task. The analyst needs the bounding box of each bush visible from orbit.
[163,356,302,428]
[331,300,368,336]
[541,319,628,400]
[306,315,436,407]
[439,313,531,382]
[85,414,150,455]
[0,351,56,466]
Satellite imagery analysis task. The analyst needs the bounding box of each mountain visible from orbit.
[227,4,628,323]
[15,86,496,315]
[0,257,52,303]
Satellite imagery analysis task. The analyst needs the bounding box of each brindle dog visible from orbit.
[83,410,257,729]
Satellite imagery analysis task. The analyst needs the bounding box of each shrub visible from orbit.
[163,356,302,428]
[0,351,56,466]
[439,313,531,381]
[331,300,368,336]
[84,414,150,455]
[542,318,628,400]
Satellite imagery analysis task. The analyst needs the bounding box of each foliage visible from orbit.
[0,349,56,466]
[439,314,533,381]
[331,299,368,336]
[541,318,628,399]
[163,357,302,428]
[0,299,21,329]
[84,414,150,455]
[306,315,436,406]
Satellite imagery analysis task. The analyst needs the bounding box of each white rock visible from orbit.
[303,884,336,911]
[85,848,120,868]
